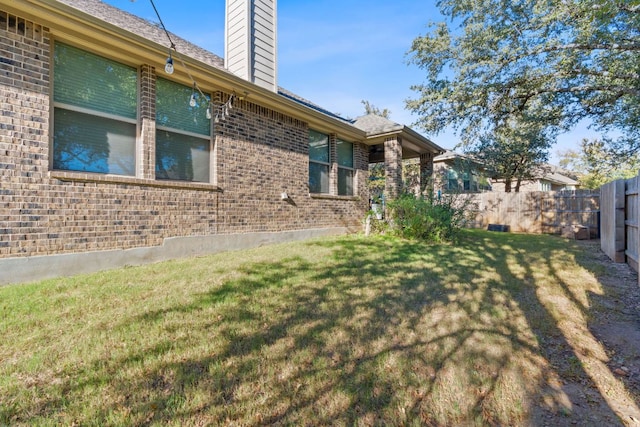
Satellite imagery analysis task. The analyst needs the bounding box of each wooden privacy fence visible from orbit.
[463,190,600,236]
[600,175,639,273]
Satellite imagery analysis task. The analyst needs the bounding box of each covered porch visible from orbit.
[353,114,444,200]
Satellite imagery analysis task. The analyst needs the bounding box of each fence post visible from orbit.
[623,174,640,272]
[600,179,626,263]
[636,173,640,285]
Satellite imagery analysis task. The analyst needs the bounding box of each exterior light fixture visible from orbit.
[189,83,197,107]
[164,52,174,74]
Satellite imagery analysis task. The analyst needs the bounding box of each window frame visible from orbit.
[446,169,459,191]
[308,129,331,194]
[336,138,355,196]
[155,77,213,183]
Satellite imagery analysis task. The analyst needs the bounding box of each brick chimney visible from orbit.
[225,0,277,92]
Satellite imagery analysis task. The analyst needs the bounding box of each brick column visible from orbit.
[139,65,156,179]
[419,152,434,194]
[384,136,402,199]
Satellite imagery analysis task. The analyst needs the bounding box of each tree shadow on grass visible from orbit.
[453,231,640,426]
[19,231,640,426]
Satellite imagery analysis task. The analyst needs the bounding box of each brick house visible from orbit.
[0,0,443,284]
[433,150,492,193]
[433,151,579,193]
[490,164,580,192]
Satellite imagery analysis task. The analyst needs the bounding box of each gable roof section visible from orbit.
[538,166,579,186]
[353,114,444,157]
[353,114,403,134]
[434,150,487,168]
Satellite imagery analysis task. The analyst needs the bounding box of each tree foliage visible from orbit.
[558,138,640,188]
[361,100,391,119]
[406,0,640,154]
[472,117,552,192]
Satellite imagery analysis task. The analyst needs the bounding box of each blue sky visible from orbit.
[105,0,598,164]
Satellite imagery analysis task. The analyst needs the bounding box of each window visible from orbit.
[309,130,329,193]
[156,78,211,182]
[337,139,354,196]
[479,176,491,192]
[53,42,137,175]
[462,171,479,192]
[463,171,471,191]
[447,169,459,191]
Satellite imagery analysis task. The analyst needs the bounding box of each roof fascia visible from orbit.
[364,127,444,155]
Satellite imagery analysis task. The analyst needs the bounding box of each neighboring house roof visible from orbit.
[435,152,579,186]
[434,150,482,164]
[491,164,580,186]
[538,166,580,186]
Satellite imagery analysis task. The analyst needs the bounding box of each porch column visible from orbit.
[419,152,434,194]
[384,136,402,199]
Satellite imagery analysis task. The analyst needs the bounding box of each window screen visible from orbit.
[337,139,354,195]
[309,130,330,193]
[53,109,136,175]
[156,78,211,136]
[53,42,137,176]
[156,130,210,182]
[156,78,211,182]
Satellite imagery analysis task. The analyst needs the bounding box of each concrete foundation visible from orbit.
[0,228,349,286]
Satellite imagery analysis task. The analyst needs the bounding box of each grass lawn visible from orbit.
[0,229,636,426]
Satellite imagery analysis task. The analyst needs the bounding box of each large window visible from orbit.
[309,130,330,193]
[337,139,354,196]
[463,172,470,191]
[447,169,459,191]
[156,78,211,182]
[479,176,491,192]
[53,42,137,175]
[462,170,479,192]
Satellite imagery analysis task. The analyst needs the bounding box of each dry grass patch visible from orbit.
[1,230,638,426]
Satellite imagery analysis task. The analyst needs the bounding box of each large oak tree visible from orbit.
[406,0,640,157]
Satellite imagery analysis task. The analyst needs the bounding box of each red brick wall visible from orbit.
[0,10,368,259]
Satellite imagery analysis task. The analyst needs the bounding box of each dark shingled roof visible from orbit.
[277,88,353,124]
[352,114,404,135]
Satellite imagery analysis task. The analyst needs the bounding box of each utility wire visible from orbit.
[147,0,234,117]
[148,0,175,50]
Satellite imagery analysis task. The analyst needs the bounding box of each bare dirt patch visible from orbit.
[531,239,640,427]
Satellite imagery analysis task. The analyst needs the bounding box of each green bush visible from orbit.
[384,192,468,242]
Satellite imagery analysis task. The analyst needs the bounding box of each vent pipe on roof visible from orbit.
[225,0,277,92]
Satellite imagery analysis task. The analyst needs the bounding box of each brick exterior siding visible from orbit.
[0,10,369,260]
